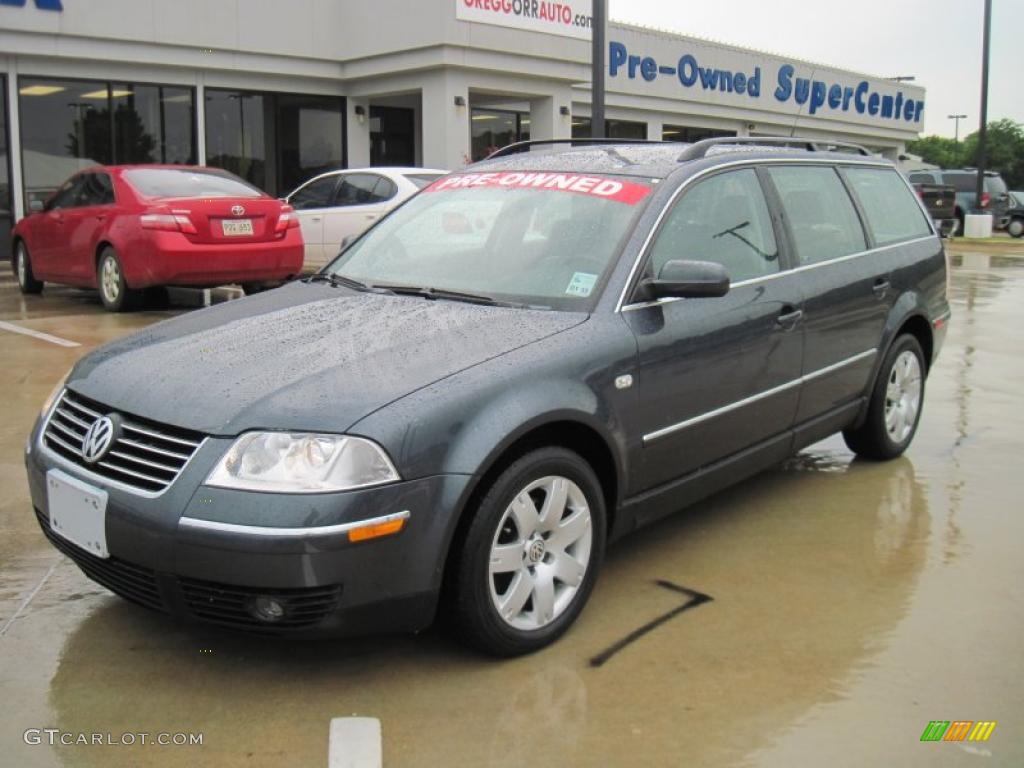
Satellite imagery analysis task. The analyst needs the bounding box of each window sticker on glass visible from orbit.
[565,272,598,297]
[424,172,652,205]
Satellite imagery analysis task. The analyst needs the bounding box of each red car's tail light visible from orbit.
[274,205,300,235]
[141,213,197,234]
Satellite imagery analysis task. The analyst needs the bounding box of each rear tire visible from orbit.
[448,447,606,657]
[1008,218,1024,238]
[97,247,138,312]
[14,241,44,294]
[843,334,925,460]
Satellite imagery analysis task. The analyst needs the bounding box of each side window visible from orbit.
[334,174,387,206]
[289,176,338,210]
[647,168,780,283]
[46,176,84,211]
[766,166,866,265]
[372,176,398,203]
[77,173,115,206]
[844,167,932,245]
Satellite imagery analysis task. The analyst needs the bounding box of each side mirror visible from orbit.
[638,260,730,300]
[340,234,357,251]
[29,200,44,213]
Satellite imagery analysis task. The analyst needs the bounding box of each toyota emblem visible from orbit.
[231,205,246,217]
[81,416,116,464]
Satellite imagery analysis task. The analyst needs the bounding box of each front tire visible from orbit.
[97,247,138,312]
[449,447,606,656]
[15,241,44,294]
[1008,218,1024,238]
[843,334,925,460]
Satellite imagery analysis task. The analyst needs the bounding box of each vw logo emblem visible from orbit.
[81,416,116,464]
[231,205,246,217]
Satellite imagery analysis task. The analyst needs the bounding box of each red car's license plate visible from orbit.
[222,219,253,236]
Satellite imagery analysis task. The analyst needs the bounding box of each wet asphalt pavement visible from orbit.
[1,242,1022,767]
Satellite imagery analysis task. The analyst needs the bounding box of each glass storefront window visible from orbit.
[471,108,529,162]
[112,84,196,164]
[18,76,196,210]
[662,125,735,142]
[204,89,268,192]
[570,118,647,140]
[205,89,344,196]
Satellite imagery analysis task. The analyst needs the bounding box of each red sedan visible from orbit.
[12,165,304,311]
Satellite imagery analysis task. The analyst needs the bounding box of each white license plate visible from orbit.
[222,219,254,237]
[47,469,109,559]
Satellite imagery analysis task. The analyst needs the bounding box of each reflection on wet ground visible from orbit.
[1,247,1023,767]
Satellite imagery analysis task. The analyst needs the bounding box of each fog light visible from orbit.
[250,595,286,623]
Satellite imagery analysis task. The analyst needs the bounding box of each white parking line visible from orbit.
[328,718,382,768]
[0,320,80,348]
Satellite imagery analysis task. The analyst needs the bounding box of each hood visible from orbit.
[69,282,586,435]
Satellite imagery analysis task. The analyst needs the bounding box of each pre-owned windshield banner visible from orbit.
[425,172,652,205]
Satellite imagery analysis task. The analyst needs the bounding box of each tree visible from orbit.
[908,119,1024,188]
[906,135,961,169]
[961,119,1024,189]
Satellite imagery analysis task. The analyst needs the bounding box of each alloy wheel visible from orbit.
[101,255,121,304]
[884,350,922,443]
[16,245,26,288]
[488,475,592,631]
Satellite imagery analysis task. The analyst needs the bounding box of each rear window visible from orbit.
[844,167,933,245]
[943,173,977,193]
[123,169,264,199]
[985,175,1008,195]
[908,172,938,184]
[404,173,447,189]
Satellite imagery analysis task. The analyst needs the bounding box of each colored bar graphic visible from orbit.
[921,720,996,742]
[944,721,973,741]
[969,722,997,742]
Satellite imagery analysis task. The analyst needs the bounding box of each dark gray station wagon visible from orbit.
[25,137,950,655]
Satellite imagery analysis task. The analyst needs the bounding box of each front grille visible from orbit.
[43,390,204,494]
[179,577,342,631]
[35,508,167,613]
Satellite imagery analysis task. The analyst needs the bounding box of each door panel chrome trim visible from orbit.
[642,349,877,444]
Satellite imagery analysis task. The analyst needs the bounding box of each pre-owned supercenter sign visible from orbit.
[456,0,592,41]
[609,39,925,126]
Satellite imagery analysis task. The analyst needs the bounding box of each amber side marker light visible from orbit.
[348,515,407,543]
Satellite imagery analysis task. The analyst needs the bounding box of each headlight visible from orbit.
[206,432,400,493]
[41,368,71,417]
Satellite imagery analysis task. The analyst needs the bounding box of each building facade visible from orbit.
[0,0,928,259]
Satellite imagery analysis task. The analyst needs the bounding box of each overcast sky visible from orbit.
[608,0,1021,139]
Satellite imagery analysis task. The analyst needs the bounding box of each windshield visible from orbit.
[326,171,654,309]
[123,168,264,199]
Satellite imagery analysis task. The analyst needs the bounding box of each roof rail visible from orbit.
[484,138,674,160]
[677,136,872,162]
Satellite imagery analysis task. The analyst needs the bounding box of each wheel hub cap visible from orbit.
[488,475,593,631]
[884,350,922,443]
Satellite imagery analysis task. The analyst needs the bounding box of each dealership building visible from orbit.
[0,0,928,258]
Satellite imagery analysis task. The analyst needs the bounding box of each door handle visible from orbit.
[776,306,803,327]
[365,214,377,220]
[310,216,321,222]
[872,279,890,297]
[95,214,106,221]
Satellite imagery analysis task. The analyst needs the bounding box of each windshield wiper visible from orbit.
[302,273,373,291]
[371,284,538,309]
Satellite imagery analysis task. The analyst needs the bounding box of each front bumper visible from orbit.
[25,422,471,636]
